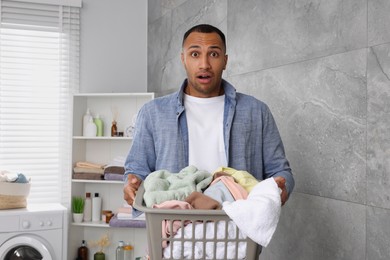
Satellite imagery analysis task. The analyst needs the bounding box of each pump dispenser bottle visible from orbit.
[92,192,102,222]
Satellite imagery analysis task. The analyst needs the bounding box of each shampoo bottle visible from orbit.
[82,108,92,136]
[83,192,92,222]
[94,114,104,136]
[92,192,102,222]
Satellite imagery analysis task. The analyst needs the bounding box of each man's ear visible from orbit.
[223,54,228,70]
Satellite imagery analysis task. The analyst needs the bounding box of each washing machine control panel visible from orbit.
[19,213,63,231]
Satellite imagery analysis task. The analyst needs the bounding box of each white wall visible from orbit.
[80,0,147,93]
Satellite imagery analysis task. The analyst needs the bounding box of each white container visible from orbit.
[84,117,97,137]
[83,192,92,222]
[82,108,93,136]
[92,193,102,222]
[116,241,124,260]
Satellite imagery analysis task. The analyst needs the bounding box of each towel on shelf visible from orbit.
[104,166,125,175]
[72,172,103,180]
[75,161,105,169]
[73,166,104,174]
[103,173,123,181]
[222,177,281,247]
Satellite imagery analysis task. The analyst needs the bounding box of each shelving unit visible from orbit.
[69,93,153,260]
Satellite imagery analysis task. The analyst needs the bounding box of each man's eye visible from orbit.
[210,52,219,57]
[191,52,199,57]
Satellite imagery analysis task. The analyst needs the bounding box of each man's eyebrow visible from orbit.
[187,45,223,51]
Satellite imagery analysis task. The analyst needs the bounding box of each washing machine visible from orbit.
[0,203,67,260]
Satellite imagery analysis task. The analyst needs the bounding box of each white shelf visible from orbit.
[71,179,123,184]
[71,221,109,228]
[73,136,132,140]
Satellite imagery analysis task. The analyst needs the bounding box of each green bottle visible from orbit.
[94,114,104,136]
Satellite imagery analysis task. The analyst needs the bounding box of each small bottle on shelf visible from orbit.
[92,193,102,222]
[77,240,89,260]
[116,240,125,260]
[111,120,118,137]
[94,114,104,136]
[82,108,92,136]
[83,192,92,222]
[123,243,133,260]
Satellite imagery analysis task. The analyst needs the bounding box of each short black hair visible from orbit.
[182,24,226,50]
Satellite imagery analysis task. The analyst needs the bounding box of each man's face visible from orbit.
[181,32,228,98]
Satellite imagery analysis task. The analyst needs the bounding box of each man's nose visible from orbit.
[199,55,211,69]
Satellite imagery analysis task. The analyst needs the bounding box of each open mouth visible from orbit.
[197,73,212,83]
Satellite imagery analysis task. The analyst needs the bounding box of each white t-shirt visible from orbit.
[184,93,227,173]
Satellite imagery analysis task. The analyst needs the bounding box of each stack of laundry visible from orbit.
[108,203,146,228]
[103,156,125,181]
[73,161,105,180]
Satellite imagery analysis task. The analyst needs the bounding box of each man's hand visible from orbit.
[273,176,288,206]
[123,174,142,206]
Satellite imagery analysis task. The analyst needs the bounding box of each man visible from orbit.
[123,24,294,206]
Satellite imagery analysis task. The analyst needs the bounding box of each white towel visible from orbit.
[222,177,281,247]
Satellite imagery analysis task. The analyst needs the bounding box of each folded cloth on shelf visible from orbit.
[75,161,105,169]
[109,214,146,228]
[163,221,247,259]
[143,165,212,207]
[73,166,104,174]
[103,166,125,175]
[72,172,103,180]
[104,173,123,181]
[222,177,281,247]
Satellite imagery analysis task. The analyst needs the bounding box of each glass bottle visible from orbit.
[116,240,124,260]
[111,120,117,137]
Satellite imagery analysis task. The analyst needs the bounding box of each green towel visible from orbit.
[143,166,212,207]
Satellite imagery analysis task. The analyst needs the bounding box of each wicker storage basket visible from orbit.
[0,182,31,210]
[133,183,261,260]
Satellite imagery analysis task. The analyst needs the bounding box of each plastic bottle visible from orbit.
[83,192,92,222]
[116,241,125,260]
[82,108,93,136]
[94,114,104,136]
[84,117,97,137]
[123,243,133,260]
[92,192,102,222]
[77,240,89,260]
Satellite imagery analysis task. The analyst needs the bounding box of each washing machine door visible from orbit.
[0,235,53,260]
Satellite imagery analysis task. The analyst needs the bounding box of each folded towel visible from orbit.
[104,166,125,174]
[222,178,281,247]
[74,167,104,174]
[75,161,105,169]
[72,172,104,180]
[104,173,123,181]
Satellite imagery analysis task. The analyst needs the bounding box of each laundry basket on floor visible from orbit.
[133,183,261,260]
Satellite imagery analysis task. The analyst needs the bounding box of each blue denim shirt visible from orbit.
[125,79,294,195]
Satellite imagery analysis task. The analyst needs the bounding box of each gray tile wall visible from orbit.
[148,0,390,259]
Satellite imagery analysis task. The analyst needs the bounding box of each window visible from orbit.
[0,0,81,205]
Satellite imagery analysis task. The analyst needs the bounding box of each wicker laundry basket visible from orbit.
[133,183,261,260]
[0,182,31,209]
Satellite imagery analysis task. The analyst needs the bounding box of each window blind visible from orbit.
[0,0,80,205]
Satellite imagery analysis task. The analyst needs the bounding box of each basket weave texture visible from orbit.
[0,182,30,210]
